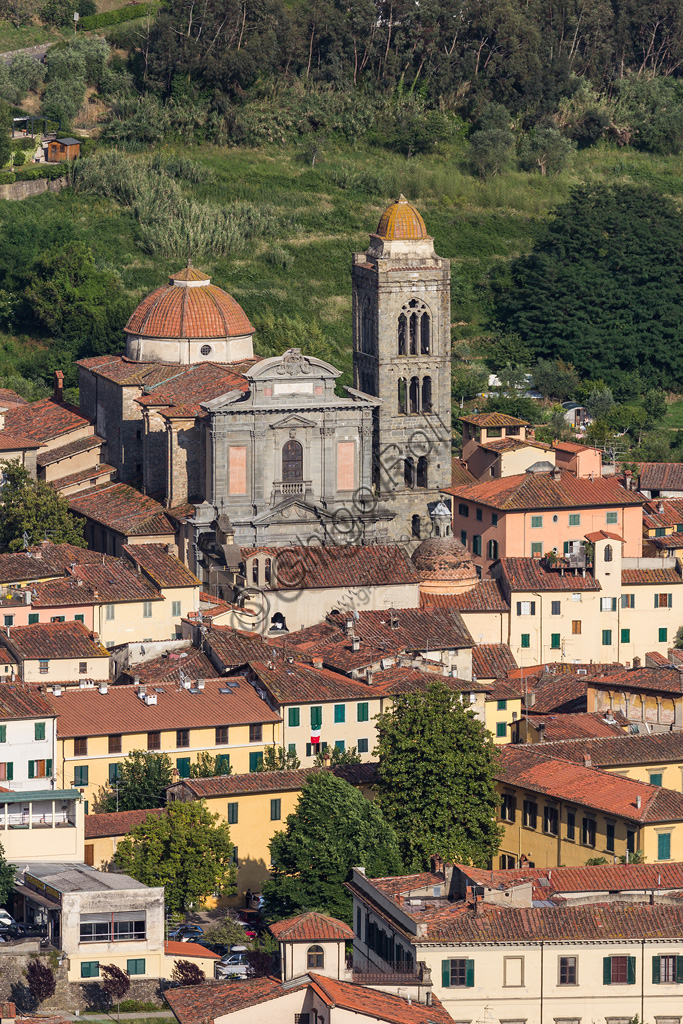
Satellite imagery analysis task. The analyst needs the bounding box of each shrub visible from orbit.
[171,960,205,986]
[26,958,56,1005]
[468,128,515,177]
[12,152,25,167]
[78,2,156,30]
[0,172,16,184]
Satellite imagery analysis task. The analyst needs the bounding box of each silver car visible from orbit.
[214,946,249,980]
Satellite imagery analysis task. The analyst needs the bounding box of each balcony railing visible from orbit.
[352,962,423,985]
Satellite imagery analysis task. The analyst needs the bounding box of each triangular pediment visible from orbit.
[251,497,333,526]
[269,413,318,430]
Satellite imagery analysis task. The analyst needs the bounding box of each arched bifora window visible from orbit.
[397,299,431,356]
[307,945,324,969]
[282,440,303,481]
[604,544,613,563]
[422,377,432,413]
[398,378,407,415]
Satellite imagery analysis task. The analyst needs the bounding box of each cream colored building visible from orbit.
[3,620,110,684]
[0,788,83,861]
[535,732,683,790]
[54,676,280,810]
[350,865,683,1024]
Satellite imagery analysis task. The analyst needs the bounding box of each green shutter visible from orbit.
[465,959,475,987]
[653,956,661,984]
[35,722,45,741]
[288,707,300,727]
[176,757,190,777]
[627,956,636,985]
[0,726,6,744]
[7,763,13,782]
[28,761,34,779]
[676,956,683,983]
[334,704,345,723]
[311,706,322,729]
[46,759,52,777]
[441,960,450,988]
[249,752,263,772]
[603,957,611,985]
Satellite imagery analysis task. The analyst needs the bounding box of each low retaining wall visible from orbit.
[0,176,67,201]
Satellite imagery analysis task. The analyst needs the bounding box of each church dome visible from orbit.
[125,266,254,341]
[376,194,428,241]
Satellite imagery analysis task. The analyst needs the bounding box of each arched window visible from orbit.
[404,458,415,489]
[307,945,324,969]
[409,313,418,355]
[282,440,303,481]
[421,314,430,354]
[422,377,432,413]
[417,456,428,488]
[398,378,407,415]
[270,612,287,632]
[264,557,271,584]
[397,314,407,356]
[604,544,613,562]
[361,299,374,354]
[409,377,419,414]
[252,559,259,585]
[412,514,421,538]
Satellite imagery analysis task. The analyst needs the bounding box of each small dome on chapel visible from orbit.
[376,194,429,241]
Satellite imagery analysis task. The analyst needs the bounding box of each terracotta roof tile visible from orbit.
[136,362,249,417]
[71,561,163,603]
[52,464,115,491]
[240,545,420,590]
[0,389,27,407]
[421,581,510,613]
[458,861,683,896]
[444,471,643,511]
[309,974,454,1024]
[125,276,253,340]
[173,762,378,798]
[643,498,683,530]
[584,530,623,543]
[55,675,280,739]
[0,431,42,451]
[121,647,216,686]
[204,626,274,668]
[539,731,683,767]
[646,650,671,666]
[0,682,55,719]
[552,440,597,454]
[525,711,625,741]
[473,644,517,680]
[165,940,219,959]
[165,977,287,1024]
[36,434,104,468]
[460,413,529,428]
[590,666,683,694]
[651,535,683,550]
[4,399,91,444]
[123,545,200,589]
[638,463,683,493]
[27,543,114,572]
[268,912,353,942]
[479,437,552,454]
[3,620,109,661]
[496,745,683,822]
[452,457,476,486]
[622,567,682,585]
[68,484,176,538]
[84,807,166,838]
[375,196,428,241]
[498,557,601,592]
[0,553,64,584]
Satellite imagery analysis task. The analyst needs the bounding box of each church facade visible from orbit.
[77,197,453,580]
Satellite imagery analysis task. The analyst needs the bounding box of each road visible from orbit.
[0,42,53,65]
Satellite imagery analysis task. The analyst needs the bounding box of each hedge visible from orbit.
[14,165,66,181]
[0,172,15,185]
[78,2,157,29]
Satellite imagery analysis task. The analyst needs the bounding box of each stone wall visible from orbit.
[0,177,67,202]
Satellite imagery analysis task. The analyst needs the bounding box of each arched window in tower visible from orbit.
[604,544,613,563]
[361,299,374,354]
[397,314,407,356]
[404,458,415,489]
[422,376,432,413]
[421,314,430,354]
[409,313,419,355]
[282,440,303,481]
[398,378,407,415]
[409,377,420,414]
[252,559,259,585]
[412,514,421,538]
[417,456,428,488]
[264,557,272,584]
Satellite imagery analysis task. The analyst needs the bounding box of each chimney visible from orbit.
[636,795,642,810]
[658,501,665,513]
[345,618,354,635]
[583,752,592,768]
[389,611,399,630]
[633,657,641,669]
[366,669,373,686]
[53,370,64,404]
[551,466,561,481]
[351,635,360,652]
[312,657,323,669]
[537,722,546,742]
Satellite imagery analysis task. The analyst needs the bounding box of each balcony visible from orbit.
[352,961,425,985]
[271,479,312,501]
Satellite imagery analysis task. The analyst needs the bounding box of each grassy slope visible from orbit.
[2,141,683,381]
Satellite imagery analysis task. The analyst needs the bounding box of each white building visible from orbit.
[0,683,57,789]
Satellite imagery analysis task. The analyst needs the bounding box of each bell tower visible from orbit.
[352,195,452,543]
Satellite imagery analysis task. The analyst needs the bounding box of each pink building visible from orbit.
[443,467,644,573]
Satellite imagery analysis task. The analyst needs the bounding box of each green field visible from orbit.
[3,140,683,385]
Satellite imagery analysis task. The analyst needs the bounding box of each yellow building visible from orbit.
[495,744,683,869]
[54,676,280,810]
[166,763,377,901]
[5,620,110,684]
[643,497,683,560]
[533,731,683,791]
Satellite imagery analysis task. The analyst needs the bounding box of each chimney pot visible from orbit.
[636,795,642,809]
[583,752,592,768]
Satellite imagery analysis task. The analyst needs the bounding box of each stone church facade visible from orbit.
[77,198,453,580]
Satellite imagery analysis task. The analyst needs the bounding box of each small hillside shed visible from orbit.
[47,138,81,162]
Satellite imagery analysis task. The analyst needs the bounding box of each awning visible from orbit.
[14,883,60,910]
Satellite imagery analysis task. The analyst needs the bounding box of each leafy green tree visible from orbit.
[189,751,232,778]
[263,772,402,923]
[257,746,301,771]
[202,911,253,948]
[468,128,514,177]
[585,385,615,420]
[115,800,237,913]
[532,358,580,401]
[518,127,574,175]
[375,681,502,871]
[95,750,173,812]
[452,363,488,402]
[494,185,683,390]
[0,462,86,552]
[642,388,667,425]
[101,964,130,1022]
[313,745,361,766]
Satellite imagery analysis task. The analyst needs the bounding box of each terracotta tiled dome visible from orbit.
[376,194,428,241]
[411,536,476,581]
[125,266,253,340]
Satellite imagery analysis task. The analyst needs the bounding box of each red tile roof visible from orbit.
[473,644,517,680]
[646,650,672,666]
[32,562,162,607]
[3,620,109,661]
[643,498,683,530]
[638,463,683,493]
[27,543,113,572]
[460,413,529,427]
[247,660,389,703]
[621,567,682,585]
[165,940,219,959]
[589,666,683,695]
[479,437,552,454]
[136,362,249,417]
[538,731,683,768]
[36,434,104,468]
[121,647,216,686]
[125,276,254,340]
[123,545,200,589]
[497,558,601,592]
[651,535,683,550]
[0,682,56,720]
[52,464,116,492]
[170,762,378,799]
[204,626,275,668]
[421,581,510,613]
[0,431,42,451]
[0,552,65,584]
[84,807,166,838]
[68,484,176,538]
[0,389,27,407]
[458,861,683,896]
[525,711,625,741]
[496,745,683,822]
[240,545,420,590]
[4,399,91,444]
[584,530,623,543]
[164,977,288,1024]
[452,457,476,486]
[444,471,642,511]
[268,912,353,942]
[54,675,280,739]
[552,440,597,454]
[309,974,454,1024]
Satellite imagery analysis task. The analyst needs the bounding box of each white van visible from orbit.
[214,945,249,980]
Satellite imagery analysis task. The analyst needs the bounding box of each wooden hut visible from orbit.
[46,138,81,162]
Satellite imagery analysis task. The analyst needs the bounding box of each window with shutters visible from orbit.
[551,601,561,615]
[544,805,559,836]
[334,704,345,723]
[656,593,672,608]
[288,707,300,728]
[249,724,262,742]
[601,597,617,611]
[0,727,6,744]
[653,955,680,983]
[606,821,615,852]
[622,594,635,608]
[307,945,324,969]
[227,802,238,824]
[311,706,322,729]
[473,535,482,556]
[0,763,13,782]
[572,620,582,634]
[147,732,160,751]
[521,634,530,648]
[531,542,542,557]
[621,628,630,643]
[604,955,635,984]
[660,627,668,643]
[558,956,577,985]
[176,758,190,778]
[358,738,368,753]
[442,958,474,987]
[566,811,576,840]
[74,765,88,786]
[501,793,516,822]
[582,817,596,847]
[487,539,499,560]
[127,959,145,976]
[606,512,618,524]
[108,734,122,754]
[39,659,48,674]
[461,530,467,546]
[517,601,535,616]
[172,601,181,617]
[108,763,120,784]
[249,752,263,772]
[627,830,635,853]
[551,634,561,649]
[569,514,581,526]
[602,630,612,646]
[650,773,663,787]
[531,516,543,528]
[29,760,51,779]
[357,702,369,722]
[496,722,507,737]
[215,726,229,744]
[176,729,189,748]
[143,602,153,618]
[81,962,99,979]
[28,613,39,624]
[658,832,672,860]
[270,798,281,821]
[523,800,537,829]
[458,504,469,518]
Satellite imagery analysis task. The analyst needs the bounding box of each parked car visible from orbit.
[168,924,204,941]
[6,923,46,939]
[214,946,249,979]
[0,911,15,931]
